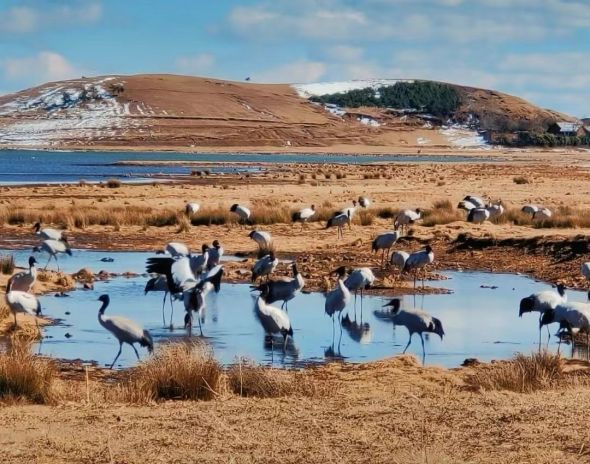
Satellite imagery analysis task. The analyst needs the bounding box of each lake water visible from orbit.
[2,248,584,369]
[0,149,498,185]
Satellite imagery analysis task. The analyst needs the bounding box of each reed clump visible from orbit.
[227,358,322,398]
[0,337,55,404]
[126,342,222,402]
[465,351,565,393]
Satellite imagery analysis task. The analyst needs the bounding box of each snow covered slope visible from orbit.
[292,79,413,98]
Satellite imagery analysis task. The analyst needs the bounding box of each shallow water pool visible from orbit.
[26,266,588,369]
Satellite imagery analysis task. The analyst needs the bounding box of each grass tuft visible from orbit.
[0,338,55,404]
[227,358,322,398]
[127,342,222,401]
[105,178,122,188]
[465,351,564,393]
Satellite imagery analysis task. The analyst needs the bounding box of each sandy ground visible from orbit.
[2,153,590,462]
[1,356,590,463]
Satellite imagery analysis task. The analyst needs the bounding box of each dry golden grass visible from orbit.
[0,304,9,320]
[227,358,323,398]
[465,351,567,393]
[105,178,122,188]
[0,337,55,404]
[357,209,375,226]
[175,214,191,233]
[126,341,222,402]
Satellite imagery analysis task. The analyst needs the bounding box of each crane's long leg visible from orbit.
[402,333,413,354]
[132,343,141,361]
[44,254,51,270]
[161,293,167,326]
[197,311,203,336]
[169,292,174,329]
[13,311,17,329]
[381,250,384,268]
[360,287,364,323]
[283,334,288,352]
[56,256,60,272]
[110,342,123,369]
[420,333,426,364]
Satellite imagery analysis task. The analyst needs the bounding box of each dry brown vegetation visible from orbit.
[0,254,14,274]
[125,342,222,402]
[0,338,55,404]
[227,358,322,398]
[464,351,576,393]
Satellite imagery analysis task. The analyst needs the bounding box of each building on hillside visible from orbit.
[547,122,584,136]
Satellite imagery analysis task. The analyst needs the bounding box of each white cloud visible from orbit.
[176,53,216,75]
[255,60,327,83]
[2,52,82,84]
[0,2,102,34]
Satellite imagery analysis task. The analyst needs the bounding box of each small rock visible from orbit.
[100,257,114,262]
[64,333,72,339]
[462,358,480,367]
[65,311,71,315]
[83,282,94,290]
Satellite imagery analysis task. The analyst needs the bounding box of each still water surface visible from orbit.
[2,249,582,369]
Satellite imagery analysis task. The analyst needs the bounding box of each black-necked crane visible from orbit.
[326,211,350,239]
[467,207,490,224]
[486,201,504,219]
[185,202,200,216]
[254,285,293,352]
[390,250,410,273]
[382,298,444,362]
[533,207,552,221]
[522,204,540,216]
[334,200,357,224]
[162,242,190,257]
[207,240,224,270]
[230,203,251,226]
[144,274,173,327]
[372,229,400,267]
[33,222,67,242]
[343,266,375,318]
[33,239,72,271]
[97,294,153,369]
[252,252,279,282]
[249,230,272,249]
[403,245,434,289]
[251,262,304,310]
[540,301,590,353]
[189,244,210,276]
[394,208,422,234]
[519,283,567,344]
[8,256,37,292]
[292,205,315,227]
[457,200,476,211]
[5,279,42,329]
[358,196,371,208]
[181,265,224,336]
[325,267,351,337]
[463,195,486,208]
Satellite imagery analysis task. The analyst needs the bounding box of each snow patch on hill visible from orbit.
[0,77,152,146]
[292,79,413,98]
[440,125,489,149]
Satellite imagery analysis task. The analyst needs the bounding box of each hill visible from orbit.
[0,74,579,151]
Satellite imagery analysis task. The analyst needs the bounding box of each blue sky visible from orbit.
[0,0,588,116]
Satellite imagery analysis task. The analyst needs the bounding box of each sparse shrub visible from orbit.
[176,215,191,233]
[513,176,531,185]
[127,342,221,401]
[358,209,374,226]
[422,209,464,227]
[465,351,564,393]
[0,338,55,404]
[432,199,453,211]
[376,207,397,219]
[228,358,321,398]
[106,178,122,188]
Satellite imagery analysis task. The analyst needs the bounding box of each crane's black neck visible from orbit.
[98,300,109,315]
